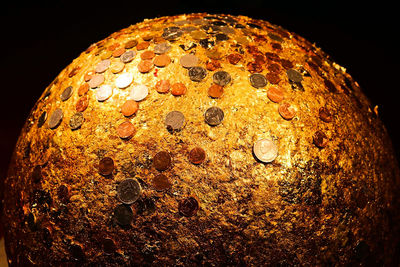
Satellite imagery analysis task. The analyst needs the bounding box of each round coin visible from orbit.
[253,139,278,163]
[154,42,171,54]
[60,86,73,101]
[78,83,89,96]
[116,121,136,139]
[319,106,333,122]
[204,106,224,126]
[112,47,126,58]
[227,53,242,65]
[113,204,133,226]
[180,54,198,68]
[110,61,125,74]
[153,151,172,171]
[278,103,296,120]
[138,60,153,73]
[102,238,116,255]
[189,147,206,164]
[249,73,267,88]
[171,83,187,96]
[178,197,199,217]
[95,59,111,73]
[121,100,139,117]
[153,54,171,67]
[213,71,231,86]
[69,112,84,130]
[99,157,114,176]
[88,74,105,88]
[120,50,136,63]
[37,111,47,128]
[165,111,185,131]
[286,69,303,83]
[152,174,172,191]
[129,84,148,101]
[136,41,150,50]
[162,27,183,40]
[313,130,328,148]
[124,39,138,49]
[208,84,224,98]
[76,95,89,112]
[206,60,221,71]
[48,108,63,129]
[266,73,281,84]
[155,79,170,93]
[115,72,133,89]
[140,50,155,60]
[189,66,207,82]
[96,84,113,102]
[267,87,284,103]
[117,178,141,204]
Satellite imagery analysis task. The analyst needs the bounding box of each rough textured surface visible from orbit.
[3,13,400,266]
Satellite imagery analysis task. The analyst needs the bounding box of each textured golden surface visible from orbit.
[3,13,400,266]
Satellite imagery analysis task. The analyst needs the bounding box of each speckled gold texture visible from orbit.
[3,13,400,266]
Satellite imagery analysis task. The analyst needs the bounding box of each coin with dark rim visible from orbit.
[204,106,224,126]
[189,147,206,164]
[313,130,328,148]
[117,178,141,204]
[165,111,185,131]
[213,71,231,86]
[178,197,199,217]
[153,151,172,171]
[189,66,207,82]
[48,108,63,129]
[113,204,133,226]
[99,157,114,176]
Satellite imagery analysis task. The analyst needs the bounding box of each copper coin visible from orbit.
[102,238,116,255]
[116,121,136,139]
[138,60,154,73]
[178,197,199,217]
[281,59,294,70]
[154,42,171,54]
[152,174,172,191]
[313,130,328,148]
[267,87,284,103]
[140,50,155,60]
[171,83,187,96]
[124,39,138,49]
[153,151,172,171]
[180,54,199,68]
[60,86,73,101]
[78,83,89,96]
[268,63,282,74]
[69,112,84,130]
[189,147,206,164]
[113,204,133,226]
[319,106,333,122]
[95,59,111,73]
[266,73,281,84]
[208,84,224,98]
[165,111,185,131]
[253,139,278,163]
[154,36,166,43]
[107,43,119,51]
[206,60,221,71]
[278,103,296,120]
[100,51,113,60]
[112,47,126,58]
[84,71,94,82]
[99,157,114,176]
[48,108,63,129]
[227,53,242,65]
[136,41,150,50]
[204,107,224,126]
[121,100,139,117]
[155,80,170,93]
[153,54,171,67]
[88,74,104,88]
[247,62,263,73]
[117,178,141,204]
[111,61,125,74]
[76,95,89,112]
[120,50,136,63]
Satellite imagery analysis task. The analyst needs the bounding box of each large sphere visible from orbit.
[3,13,400,266]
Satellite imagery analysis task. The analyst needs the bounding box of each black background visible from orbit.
[0,1,399,216]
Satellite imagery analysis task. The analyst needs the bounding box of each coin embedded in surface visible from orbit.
[152,173,172,191]
[113,204,133,226]
[69,112,84,130]
[189,66,207,82]
[165,111,185,131]
[204,107,224,126]
[99,157,114,176]
[178,197,199,217]
[48,108,63,129]
[189,147,206,165]
[116,121,136,139]
[213,71,231,86]
[153,151,172,171]
[253,139,278,163]
[60,86,73,101]
[249,73,267,88]
[117,178,141,204]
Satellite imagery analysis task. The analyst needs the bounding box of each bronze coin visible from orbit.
[249,73,268,88]
[267,87,284,103]
[152,173,172,191]
[88,74,105,88]
[165,111,185,131]
[136,41,150,50]
[278,103,296,120]
[247,62,263,73]
[153,54,171,67]
[99,157,114,176]
[48,108,63,129]
[124,39,138,49]
[76,95,89,112]
[189,147,206,165]
[60,86,73,101]
[206,59,221,71]
[268,63,282,74]
[208,84,224,98]
[227,53,242,65]
[116,121,136,139]
[319,106,333,122]
[121,100,139,117]
[138,60,154,73]
[112,47,126,58]
[178,197,199,217]
[171,83,187,96]
[113,204,133,226]
[155,80,170,93]
[313,130,328,148]
[265,73,281,84]
[78,83,89,96]
[153,151,172,171]
[140,50,155,60]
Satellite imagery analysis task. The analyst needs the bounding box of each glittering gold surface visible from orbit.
[3,13,400,266]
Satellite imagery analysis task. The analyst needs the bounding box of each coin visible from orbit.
[69,112,84,130]
[48,108,63,129]
[180,54,198,68]
[95,59,111,73]
[204,107,224,126]
[171,83,187,96]
[208,84,224,98]
[313,130,328,148]
[129,84,148,101]
[120,50,136,63]
[267,87,284,103]
[319,106,333,122]
[140,50,155,60]
[115,72,133,89]
[253,139,278,163]
[190,30,208,40]
[121,100,139,117]
[117,178,141,204]
[100,50,112,60]
[154,42,171,54]
[88,74,104,88]
[113,204,133,226]
[102,238,116,255]
[155,80,170,93]
[37,111,47,128]
[213,71,231,86]
[153,54,171,67]
[78,83,89,96]
[178,197,199,217]
[60,86,73,101]
[152,174,172,191]
[138,60,153,73]
[189,66,207,82]
[112,47,126,58]
[165,111,185,131]
[278,103,296,120]
[286,69,303,83]
[76,95,89,112]
[153,151,172,171]
[249,73,267,88]
[268,63,282,74]
[206,59,221,71]
[124,39,138,49]
[96,84,113,102]
[266,73,281,84]
[99,157,114,176]
[162,27,183,40]
[216,33,229,41]
[136,41,150,50]
[227,53,242,65]
[189,147,206,164]
[247,62,263,73]
[116,121,136,139]
[84,71,94,82]
[111,61,125,74]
